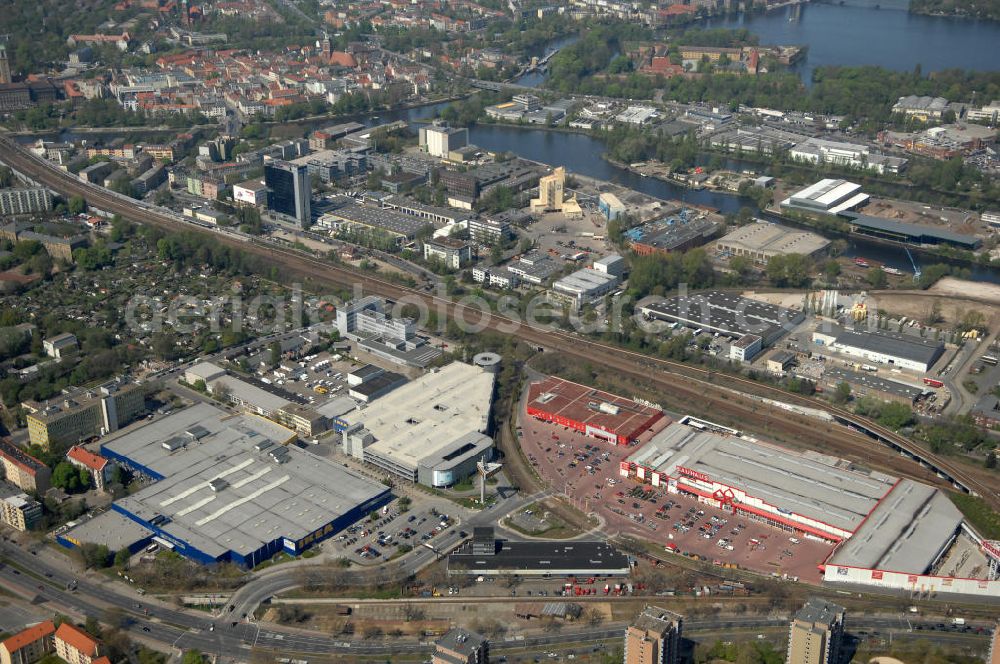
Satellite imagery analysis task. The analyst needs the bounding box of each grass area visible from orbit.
[503,500,587,539]
[948,491,1000,539]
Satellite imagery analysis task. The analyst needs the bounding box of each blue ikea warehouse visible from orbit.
[100,402,391,567]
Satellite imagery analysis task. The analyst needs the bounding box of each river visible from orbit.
[706,0,1000,84]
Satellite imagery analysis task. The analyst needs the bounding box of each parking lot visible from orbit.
[518,415,831,583]
[321,503,463,565]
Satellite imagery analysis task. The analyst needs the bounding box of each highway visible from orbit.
[1,134,993,513]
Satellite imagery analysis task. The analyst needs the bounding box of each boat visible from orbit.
[853,257,870,268]
[883,267,904,276]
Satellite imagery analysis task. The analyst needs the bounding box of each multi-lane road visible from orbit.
[5,537,989,661]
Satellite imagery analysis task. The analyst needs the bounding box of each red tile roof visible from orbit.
[1,621,55,653]
[67,446,108,472]
[55,624,100,657]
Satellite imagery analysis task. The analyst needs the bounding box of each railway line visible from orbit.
[2,134,996,514]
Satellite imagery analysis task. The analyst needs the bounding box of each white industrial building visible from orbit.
[419,120,469,159]
[812,327,945,373]
[340,361,495,487]
[593,254,626,278]
[790,137,907,175]
[781,179,870,216]
[550,268,620,309]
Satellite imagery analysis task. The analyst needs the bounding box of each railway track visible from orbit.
[2,135,996,513]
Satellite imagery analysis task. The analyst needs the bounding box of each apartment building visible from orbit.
[0,492,43,532]
[0,621,55,664]
[786,598,845,664]
[54,623,102,664]
[623,606,683,664]
[0,439,51,493]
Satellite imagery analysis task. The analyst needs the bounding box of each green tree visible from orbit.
[52,461,83,492]
[114,547,131,569]
[78,543,111,568]
[832,381,851,405]
[181,651,205,664]
[67,196,87,215]
[823,260,841,281]
[867,266,888,289]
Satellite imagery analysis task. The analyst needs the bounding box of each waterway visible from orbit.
[704,0,1000,83]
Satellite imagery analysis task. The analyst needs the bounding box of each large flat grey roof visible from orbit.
[353,362,494,471]
[104,403,387,559]
[627,422,897,533]
[833,328,944,366]
[60,510,154,552]
[826,479,963,573]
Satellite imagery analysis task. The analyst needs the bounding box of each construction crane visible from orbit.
[905,246,922,281]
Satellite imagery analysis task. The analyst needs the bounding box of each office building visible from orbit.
[624,606,683,664]
[0,621,56,664]
[433,628,489,664]
[264,160,311,228]
[0,491,43,532]
[424,236,474,269]
[420,120,469,159]
[336,296,442,367]
[54,623,102,664]
[233,179,268,207]
[0,439,51,493]
[786,598,845,664]
[790,137,907,174]
[468,217,512,244]
[0,188,52,216]
[715,222,830,265]
[729,333,762,362]
[23,380,146,450]
[43,332,79,359]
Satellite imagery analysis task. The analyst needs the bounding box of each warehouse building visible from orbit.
[448,528,630,576]
[780,179,869,216]
[623,418,899,542]
[821,367,924,405]
[841,213,981,250]
[638,291,804,347]
[101,403,390,566]
[506,251,562,285]
[624,417,989,597]
[525,375,665,446]
[318,199,432,247]
[550,268,620,309]
[341,362,495,487]
[812,327,945,373]
[714,222,830,265]
[626,211,719,256]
